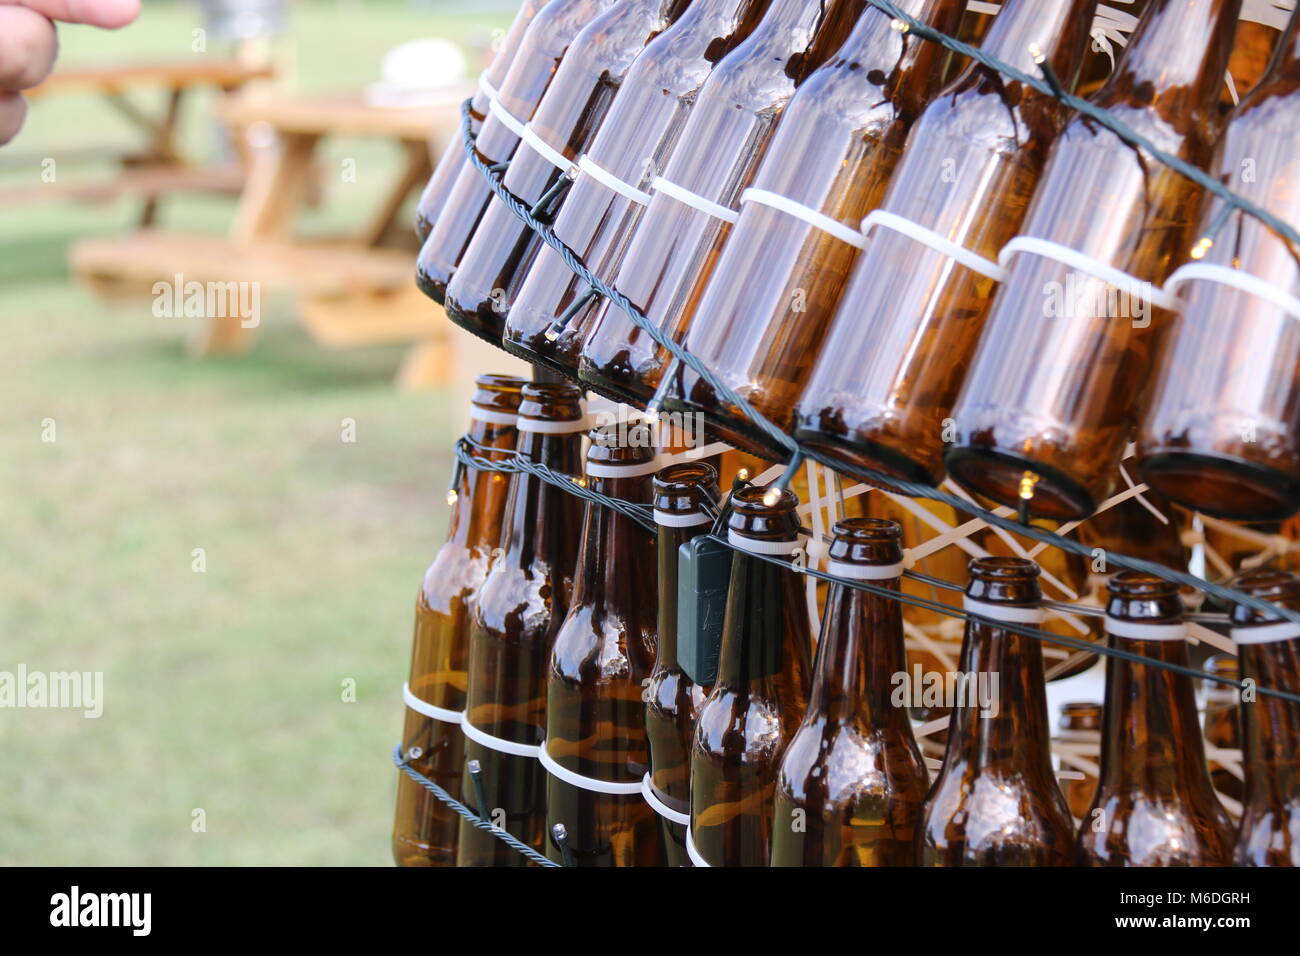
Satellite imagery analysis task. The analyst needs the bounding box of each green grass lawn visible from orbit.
[0,0,510,865]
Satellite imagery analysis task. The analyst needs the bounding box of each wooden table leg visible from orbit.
[357,138,432,249]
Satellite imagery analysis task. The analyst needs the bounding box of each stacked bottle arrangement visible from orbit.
[417,0,1300,526]
[392,378,1300,866]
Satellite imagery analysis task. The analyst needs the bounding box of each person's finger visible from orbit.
[5,0,139,29]
[0,90,28,145]
[0,7,58,90]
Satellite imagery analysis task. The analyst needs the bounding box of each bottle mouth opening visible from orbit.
[968,555,1039,579]
[731,485,798,512]
[1107,569,1179,598]
[1204,653,1239,678]
[654,462,719,512]
[1234,569,1300,598]
[1061,701,1102,714]
[585,426,658,466]
[831,517,902,541]
[474,374,528,393]
[520,382,583,402]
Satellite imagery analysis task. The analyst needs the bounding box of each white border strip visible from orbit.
[742,188,866,249]
[538,743,644,795]
[477,73,501,107]
[460,715,542,758]
[488,95,527,139]
[998,235,1183,312]
[962,595,1046,624]
[578,154,652,206]
[585,457,663,478]
[641,773,691,825]
[1105,617,1189,641]
[520,123,574,175]
[726,530,801,556]
[1232,621,1300,645]
[686,827,711,867]
[863,209,1007,281]
[654,510,712,528]
[826,560,904,580]
[651,175,739,224]
[516,415,589,434]
[471,406,519,427]
[1164,262,1300,322]
[402,683,464,725]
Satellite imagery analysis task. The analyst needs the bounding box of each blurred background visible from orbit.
[0,0,515,865]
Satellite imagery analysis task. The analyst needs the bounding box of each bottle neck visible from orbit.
[716,549,810,690]
[655,522,704,669]
[808,579,911,728]
[570,472,657,613]
[745,0,866,75]
[444,417,517,552]
[1096,638,1220,800]
[1241,641,1300,808]
[977,0,1098,84]
[501,430,585,567]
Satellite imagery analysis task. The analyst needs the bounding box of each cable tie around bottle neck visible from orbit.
[641,774,690,825]
[862,209,1007,281]
[470,405,519,427]
[1232,620,1300,645]
[515,414,590,434]
[685,827,712,867]
[460,714,542,758]
[650,175,739,224]
[538,742,643,795]
[402,683,464,725]
[1164,262,1300,323]
[1104,617,1189,641]
[520,123,577,176]
[477,72,501,108]
[998,235,1183,312]
[487,94,528,139]
[725,530,803,556]
[742,188,866,249]
[578,154,652,205]
[584,456,663,479]
[962,595,1046,624]
[825,560,904,580]
[654,509,712,528]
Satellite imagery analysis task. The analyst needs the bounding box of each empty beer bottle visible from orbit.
[502,0,774,377]
[1203,653,1244,804]
[945,0,1242,521]
[456,383,586,866]
[771,518,929,866]
[919,556,1076,866]
[577,0,869,407]
[645,461,720,866]
[794,0,1098,481]
[417,0,619,306]
[1077,571,1235,865]
[690,485,812,866]
[414,0,549,242]
[542,424,664,866]
[1231,570,1300,865]
[1056,701,1103,823]
[1137,9,1300,521]
[393,375,525,866]
[670,0,967,457]
[444,0,693,345]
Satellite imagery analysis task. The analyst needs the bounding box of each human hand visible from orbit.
[0,0,141,144]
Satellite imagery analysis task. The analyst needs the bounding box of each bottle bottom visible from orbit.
[415,261,449,306]
[665,376,794,463]
[443,292,507,348]
[797,420,947,494]
[577,359,657,411]
[1139,448,1300,521]
[414,213,432,246]
[499,326,582,383]
[944,444,1097,521]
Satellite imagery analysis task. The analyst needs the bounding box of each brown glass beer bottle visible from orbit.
[542,424,664,866]
[1077,571,1235,865]
[393,375,525,866]
[945,0,1242,521]
[501,0,774,377]
[456,383,586,865]
[918,556,1076,866]
[793,0,1098,481]
[1056,701,1103,823]
[771,518,929,866]
[644,461,720,865]
[443,0,693,345]
[669,0,968,457]
[414,0,549,242]
[417,0,619,305]
[1231,570,1300,865]
[1137,10,1300,521]
[1203,653,1244,804]
[576,0,869,407]
[690,485,812,866]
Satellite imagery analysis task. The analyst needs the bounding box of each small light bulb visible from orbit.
[1028,43,1045,65]
[1190,236,1213,260]
[736,467,750,481]
[890,18,908,32]
[446,489,459,506]
[1018,471,1039,501]
[573,476,587,488]
[762,486,782,507]
[544,327,561,342]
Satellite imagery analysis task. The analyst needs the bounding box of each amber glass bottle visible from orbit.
[417,0,618,306]
[793,0,1098,481]
[1137,12,1300,521]
[576,0,868,407]
[392,375,525,866]
[1056,701,1103,822]
[945,0,1242,521]
[669,0,968,457]
[645,461,720,866]
[456,383,586,866]
[444,0,692,345]
[690,485,812,866]
[502,0,774,377]
[918,556,1076,866]
[1231,570,1300,865]
[770,518,929,866]
[414,0,549,242]
[1203,653,1244,804]
[542,424,663,866]
[1077,571,1235,865]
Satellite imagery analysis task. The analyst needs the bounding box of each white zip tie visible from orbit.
[516,415,590,434]
[1232,621,1300,645]
[477,73,501,107]
[585,456,663,478]
[686,827,712,867]
[998,235,1183,312]
[1164,262,1300,322]
[640,773,691,825]
[488,94,528,139]
[520,123,576,176]
[460,714,542,758]
[862,209,1006,281]
[402,683,464,725]
[962,596,1047,624]
[1104,617,1189,641]
[651,175,739,224]
[726,530,803,556]
[578,154,652,205]
[826,560,905,580]
[654,510,712,528]
[742,188,867,249]
[471,406,519,427]
[538,743,644,795]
